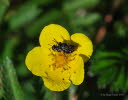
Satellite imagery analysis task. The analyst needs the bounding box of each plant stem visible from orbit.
[53,91,58,100]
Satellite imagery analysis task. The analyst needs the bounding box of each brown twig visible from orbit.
[95,0,123,44]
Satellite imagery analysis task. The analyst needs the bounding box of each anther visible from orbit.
[45,72,48,76]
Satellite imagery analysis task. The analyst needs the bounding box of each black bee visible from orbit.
[52,42,75,54]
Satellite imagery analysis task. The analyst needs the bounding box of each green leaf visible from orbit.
[71,13,101,26]
[16,63,30,77]
[97,67,117,89]
[30,0,53,6]
[0,0,9,24]
[8,2,42,30]
[122,48,128,55]
[3,57,25,100]
[111,67,125,92]
[124,73,128,91]
[90,59,117,74]
[22,80,36,100]
[114,21,127,38]
[42,86,54,100]
[90,50,127,92]
[2,37,19,60]
[26,10,60,37]
[0,65,4,99]
[63,0,100,11]
[94,51,123,59]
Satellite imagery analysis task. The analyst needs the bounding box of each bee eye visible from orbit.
[52,45,57,50]
[58,42,62,46]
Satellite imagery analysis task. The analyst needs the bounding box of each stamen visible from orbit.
[49,51,77,71]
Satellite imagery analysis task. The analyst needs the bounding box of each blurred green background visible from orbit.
[0,0,128,100]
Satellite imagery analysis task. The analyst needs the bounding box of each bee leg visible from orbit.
[68,53,77,61]
[48,53,54,56]
[51,63,57,70]
[63,52,69,58]
[48,44,52,46]
[48,48,56,56]
[71,53,77,57]
[63,52,66,57]
[68,57,75,61]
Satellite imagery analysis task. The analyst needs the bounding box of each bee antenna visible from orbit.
[52,39,58,43]
[48,44,52,46]
[60,36,66,42]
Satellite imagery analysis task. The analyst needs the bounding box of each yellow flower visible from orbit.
[25,24,93,91]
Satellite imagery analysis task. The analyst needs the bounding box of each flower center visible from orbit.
[55,52,68,68]
[50,52,76,70]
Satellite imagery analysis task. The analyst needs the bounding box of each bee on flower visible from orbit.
[25,24,93,91]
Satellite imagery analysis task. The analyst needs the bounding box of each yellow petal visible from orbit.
[39,24,70,48]
[42,68,71,91]
[68,56,84,85]
[71,33,93,60]
[25,46,53,76]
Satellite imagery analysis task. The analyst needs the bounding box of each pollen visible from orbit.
[51,52,72,69]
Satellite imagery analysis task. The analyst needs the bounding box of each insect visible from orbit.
[52,42,75,54]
